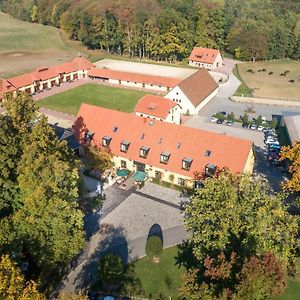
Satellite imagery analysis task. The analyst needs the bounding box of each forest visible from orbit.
[1,0,300,61]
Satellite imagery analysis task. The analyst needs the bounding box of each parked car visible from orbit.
[220,111,227,115]
[217,119,224,124]
[257,126,265,131]
[265,139,280,145]
[210,116,218,123]
[262,116,267,123]
[250,124,257,130]
[265,132,278,138]
[242,123,249,128]
[270,159,283,166]
[226,120,234,126]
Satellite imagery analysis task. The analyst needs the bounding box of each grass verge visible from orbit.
[232,64,253,97]
[37,83,148,115]
[132,246,185,299]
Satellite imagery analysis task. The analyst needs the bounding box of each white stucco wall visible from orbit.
[165,86,197,115]
[135,104,181,124]
[188,52,223,70]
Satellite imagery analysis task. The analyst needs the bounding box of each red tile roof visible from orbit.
[87,68,181,88]
[188,47,221,64]
[178,69,218,107]
[0,79,16,99]
[134,94,178,119]
[74,104,253,178]
[7,57,94,89]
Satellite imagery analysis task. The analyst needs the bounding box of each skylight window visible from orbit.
[113,127,118,132]
[205,150,212,157]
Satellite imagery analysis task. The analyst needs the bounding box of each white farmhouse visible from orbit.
[134,94,181,124]
[188,47,223,70]
[165,69,218,115]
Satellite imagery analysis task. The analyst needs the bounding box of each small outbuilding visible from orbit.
[188,47,223,70]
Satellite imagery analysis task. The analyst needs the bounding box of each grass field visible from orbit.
[132,246,185,299]
[237,60,300,100]
[37,84,148,115]
[0,12,77,78]
[132,247,300,300]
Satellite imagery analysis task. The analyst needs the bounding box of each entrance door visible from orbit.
[135,162,145,172]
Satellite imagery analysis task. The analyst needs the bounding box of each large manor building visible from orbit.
[74,103,254,187]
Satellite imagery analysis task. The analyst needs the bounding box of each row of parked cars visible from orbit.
[264,128,283,167]
[210,112,273,132]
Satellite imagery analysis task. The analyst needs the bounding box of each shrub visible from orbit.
[98,254,123,287]
[145,236,163,258]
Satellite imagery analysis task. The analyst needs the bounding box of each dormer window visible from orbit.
[120,140,130,153]
[85,131,94,142]
[102,136,112,147]
[140,146,150,158]
[205,163,217,177]
[182,157,193,171]
[160,151,170,164]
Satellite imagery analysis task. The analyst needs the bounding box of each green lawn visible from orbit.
[232,65,253,97]
[37,84,149,115]
[274,259,300,300]
[132,246,185,299]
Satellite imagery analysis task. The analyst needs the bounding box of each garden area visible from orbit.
[37,84,148,115]
[236,60,300,100]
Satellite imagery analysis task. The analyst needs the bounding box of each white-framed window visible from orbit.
[102,136,112,147]
[182,157,193,171]
[140,146,150,158]
[120,140,130,153]
[160,151,170,164]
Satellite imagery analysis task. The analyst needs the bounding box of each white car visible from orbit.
[250,124,257,130]
[257,126,265,131]
[262,116,267,124]
[265,139,280,145]
[210,116,218,123]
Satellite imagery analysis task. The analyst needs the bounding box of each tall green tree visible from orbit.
[0,255,45,300]
[181,172,298,299]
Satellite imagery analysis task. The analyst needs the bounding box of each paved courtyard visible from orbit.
[101,182,185,242]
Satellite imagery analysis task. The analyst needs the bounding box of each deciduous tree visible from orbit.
[0,255,45,300]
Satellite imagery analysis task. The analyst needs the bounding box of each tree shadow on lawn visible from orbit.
[73,225,142,295]
[147,223,164,245]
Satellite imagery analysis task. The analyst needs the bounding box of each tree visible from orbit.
[181,172,298,298]
[12,196,85,273]
[241,113,249,124]
[98,254,123,287]
[17,117,80,203]
[280,142,300,193]
[2,92,37,139]
[85,145,113,173]
[0,255,45,300]
[145,236,162,259]
[256,115,263,126]
[235,253,286,299]
[227,112,235,122]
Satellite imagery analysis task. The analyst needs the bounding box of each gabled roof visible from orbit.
[74,103,253,178]
[178,69,218,108]
[0,78,16,98]
[87,68,181,88]
[188,47,221,64]
[134,94,178,119]
[7,57,94,89]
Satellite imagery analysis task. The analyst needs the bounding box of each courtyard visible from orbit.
[37,83,149,115]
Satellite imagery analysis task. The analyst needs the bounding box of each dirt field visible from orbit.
[94,59,196,79]
[0,12,78,78]
[237,60,300,101]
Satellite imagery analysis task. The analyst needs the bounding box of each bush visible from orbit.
[98,254,123,287]
[145,236,163,258]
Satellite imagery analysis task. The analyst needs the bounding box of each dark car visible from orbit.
[220,111,227,115]
[217,119,224,124]
[242,123,249,128]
